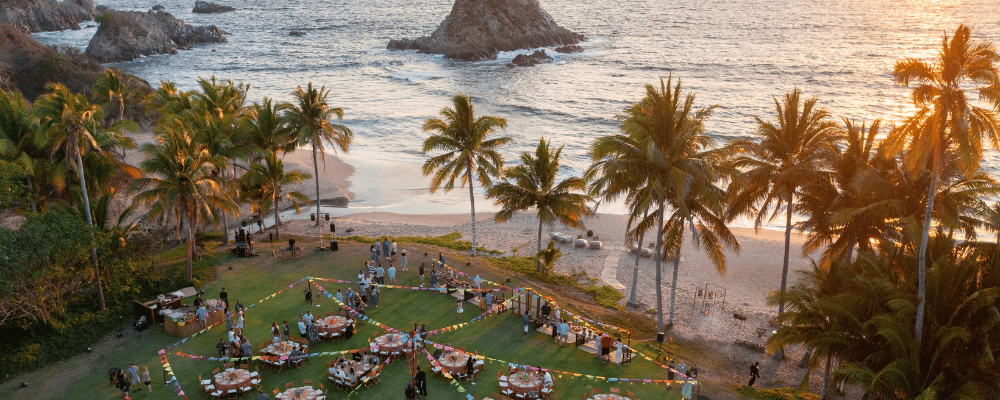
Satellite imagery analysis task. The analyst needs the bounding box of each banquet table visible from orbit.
[372,334,407,354]
[315,316,348,334]
[588,394,629,400]
[275,386,321,400]
[213,368,251,393]
[262,341,299,357]
[437,352,470,375]
[506,371,543,396]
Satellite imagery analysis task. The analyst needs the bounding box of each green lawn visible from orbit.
[3,241,704,400]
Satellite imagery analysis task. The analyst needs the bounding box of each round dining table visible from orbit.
[275,385,321,400]
[213,368,251,393]
[588,394,630,400]
[372,334,406,353]
[262,341,299,357]
[437,352,470,375]
[506,371,543,396]
[315,316,348,334]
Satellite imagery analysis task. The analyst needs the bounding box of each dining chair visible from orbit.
[592,388,601,395]
[303,380,313,386]
[610,387,620,394]
[625,390,635,398]
[285,382,294,389]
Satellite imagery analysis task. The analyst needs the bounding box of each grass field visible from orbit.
[2,240,710,400]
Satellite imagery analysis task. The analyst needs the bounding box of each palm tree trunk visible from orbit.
[653,201,666,334]
[313,142,321,226]
[915,147,941,343]
[627,208,650,307]
[467,158,477,257]
[536,217,544,272]
[274,190,281,240]
[667,219,684,326]
[185,209,195,281]
[778,193,794,315]
[26,174,37,213]
[76,149,105,311]
[820,352,832,400]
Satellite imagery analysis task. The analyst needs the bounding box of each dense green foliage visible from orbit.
[0,160,27,208]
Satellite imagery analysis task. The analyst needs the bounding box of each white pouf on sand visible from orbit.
[640,248,653,258]
[574,239,587,247]
[549,232,561,239]
[588,241,603,249]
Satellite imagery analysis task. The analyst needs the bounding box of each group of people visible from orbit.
[110,363,152,396]
[328,350,380,387]
[370,238,406,269]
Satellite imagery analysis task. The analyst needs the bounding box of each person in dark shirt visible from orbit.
[352,350,364,362]
[219,287,228,308]
[405,381,418,400]
[466,355,476,375]
[415,366,427,396]
[216,339,227,357]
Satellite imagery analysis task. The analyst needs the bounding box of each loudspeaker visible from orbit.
[310,214,316,221]
[330,241,338,251]
[329,223,336,233]
[325,214,330,221]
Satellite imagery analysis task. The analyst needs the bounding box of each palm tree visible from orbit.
[0,90,39,212]
[241,152,311,240]
[91,69,129,124]
[133,118,238,280]
[238,97,296,164]
[726,89,841,315]
[590,76,734,332]
[423,94,512,256]
[288,83,353,226]
[33,83,107,310]
[885,25,1000,342]
[487,137,593,270]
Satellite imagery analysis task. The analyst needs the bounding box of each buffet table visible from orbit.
[163,308,223,337]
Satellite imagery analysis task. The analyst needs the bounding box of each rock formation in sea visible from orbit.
[507,50,551,67]
[387,0,584,61]
[0,0,96,33]
[553,45,582,54]
[85,10,227,63]
[192,1,234,14]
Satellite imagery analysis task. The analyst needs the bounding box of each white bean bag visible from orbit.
[574,239,588,248]
[588,241,603,249]
[640,248,654,258]
[630,245,639,254]
[559,235,573,244]
[549,232,562,239]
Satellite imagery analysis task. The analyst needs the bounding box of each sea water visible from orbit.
[33,0,1000,220]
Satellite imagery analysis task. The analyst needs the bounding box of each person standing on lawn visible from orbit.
[415,366,427,396]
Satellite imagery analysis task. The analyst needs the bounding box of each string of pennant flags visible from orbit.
[157,274,695,399]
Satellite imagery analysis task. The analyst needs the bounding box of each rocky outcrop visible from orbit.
[507,50,551,67]
[289,30,305,36]
[0,0,96,33]
[192,1,234,14]
[554,45,582,53]
[85,10,227,63]
[387,0,584,61]
[0,22,151,100]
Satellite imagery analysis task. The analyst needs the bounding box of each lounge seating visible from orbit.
[588,240,602,249]
[574,239,587,247]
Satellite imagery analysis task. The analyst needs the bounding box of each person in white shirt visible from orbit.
[543,371,553,387]
[297,316,308,338]
[304,311,314,324]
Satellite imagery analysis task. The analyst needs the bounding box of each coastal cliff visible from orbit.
[0,0,96,33]
[85,10,227,63]
[387,0,584,61]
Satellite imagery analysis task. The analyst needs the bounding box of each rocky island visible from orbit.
[192,1,235,14]
[0,0,96,33]
[85,10,227,63]
[387,0,584,61]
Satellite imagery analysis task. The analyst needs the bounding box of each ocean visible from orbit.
[32,0,1000,219]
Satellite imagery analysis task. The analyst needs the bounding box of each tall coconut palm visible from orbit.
[132,118,238,280]
[726,89,841,315]
[238,97,296,164]
[33,83,107,310]
[288,83,353,226]
[241,152,311,240]
[423,94,511,257]
[590,76,734,332]
[487,137,593,270]
[885,25,1000,342]
[0,90,39,212]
